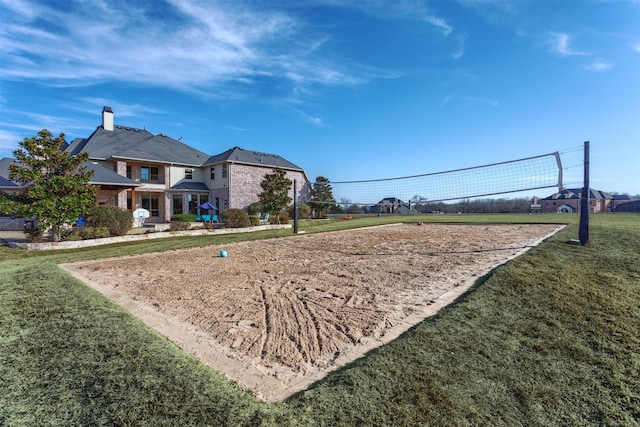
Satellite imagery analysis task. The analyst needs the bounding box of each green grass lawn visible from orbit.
[1,214,638,426]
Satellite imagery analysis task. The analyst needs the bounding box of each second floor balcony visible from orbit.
[126,165,165,185]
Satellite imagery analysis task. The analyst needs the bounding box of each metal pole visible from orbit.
[293,179,299,234]
[579,141,590,245]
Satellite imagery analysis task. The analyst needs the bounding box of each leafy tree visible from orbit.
[347,204,363,214]
[0,129,96,241]
[411,195,428,213]
[246,201,263,216]
[258,168,292,223]
[339,197,351,212]
[310,176,336,216]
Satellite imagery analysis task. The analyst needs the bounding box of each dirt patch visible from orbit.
[61,223,563,401]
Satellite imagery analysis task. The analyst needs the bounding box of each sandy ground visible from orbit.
[61,223,563,402]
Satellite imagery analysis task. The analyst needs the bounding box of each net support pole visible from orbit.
[293,179,299,234]
[579,141,590,245]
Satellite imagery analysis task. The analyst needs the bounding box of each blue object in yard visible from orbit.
[196,202,218,210]
[75,217,86,227]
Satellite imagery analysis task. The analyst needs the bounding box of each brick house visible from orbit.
[1,107,311,225]
[540,188,613,213]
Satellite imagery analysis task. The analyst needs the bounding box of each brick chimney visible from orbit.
[102,106,114,131]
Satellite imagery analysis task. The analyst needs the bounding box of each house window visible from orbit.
[140,166,160,181]
[185,168,193,180]
[222,164,227,178]
[141,195,160,217]
[173,194,183,215]
[127,194,132,210]
[210,167,215,180]
[126,165,132,179]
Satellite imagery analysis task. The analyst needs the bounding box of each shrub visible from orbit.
[275,211,290,224]
[249,215,260,226]
[247,202,263,216]
[60,229,83,241]
[288,203,311,219]
[80,227,110,239]
[169,221,191,231]
[86,206,132,236]
[171,213,197,222]
[221,209,250,228]
[25,227,43,242]
[60,232,77,241]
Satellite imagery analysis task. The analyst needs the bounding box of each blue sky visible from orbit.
[1,0,639,198]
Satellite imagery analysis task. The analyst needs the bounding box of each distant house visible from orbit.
[540,188,610,213]
[540,188,639,213]
[530,196,542,214]
[372,197,419,214]
[1,107,311,226]
[611,194,640,213]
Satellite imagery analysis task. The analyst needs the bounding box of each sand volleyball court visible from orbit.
[62,223,563,401]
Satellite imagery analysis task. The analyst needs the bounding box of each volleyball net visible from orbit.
[308,151,563,208]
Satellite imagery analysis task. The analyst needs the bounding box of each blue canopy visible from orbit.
[196,202,218,210]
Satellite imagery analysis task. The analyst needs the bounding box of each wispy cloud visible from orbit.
[325,0,453,37]
[0,110,88,152]
[222,126,248,132]
[424,15,453,37]
[64,99,165,119]
[451,34,467,59]
[0,0,375,95]
[440,95,454,108]
[464,97,498,107]
[0,128,23,153]
[295,109,323,126]
[440,95,498,108]
[584,59,613,72]
[546,32,590,57]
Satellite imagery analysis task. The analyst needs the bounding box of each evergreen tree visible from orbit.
[0,129,96,241]
[310,176,336,216]
[258,168,292,223]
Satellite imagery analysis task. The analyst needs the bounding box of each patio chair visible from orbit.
[202,214,211,222]
[196,214,202,222]
[211,214,219,223]
[259,212,269,224]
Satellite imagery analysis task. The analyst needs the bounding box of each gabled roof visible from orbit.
[67,126,209,167]
[0,175,20,189]
[66,126,154,159]
[0,158,28,189]
[0,157,138,188]
[85,162,140,187]
[542,188,612,200]
[203,146,304,171]
[612,194,638,201]
[170,182,210,191]
[378,197,404,204]
[556,203,574,211]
